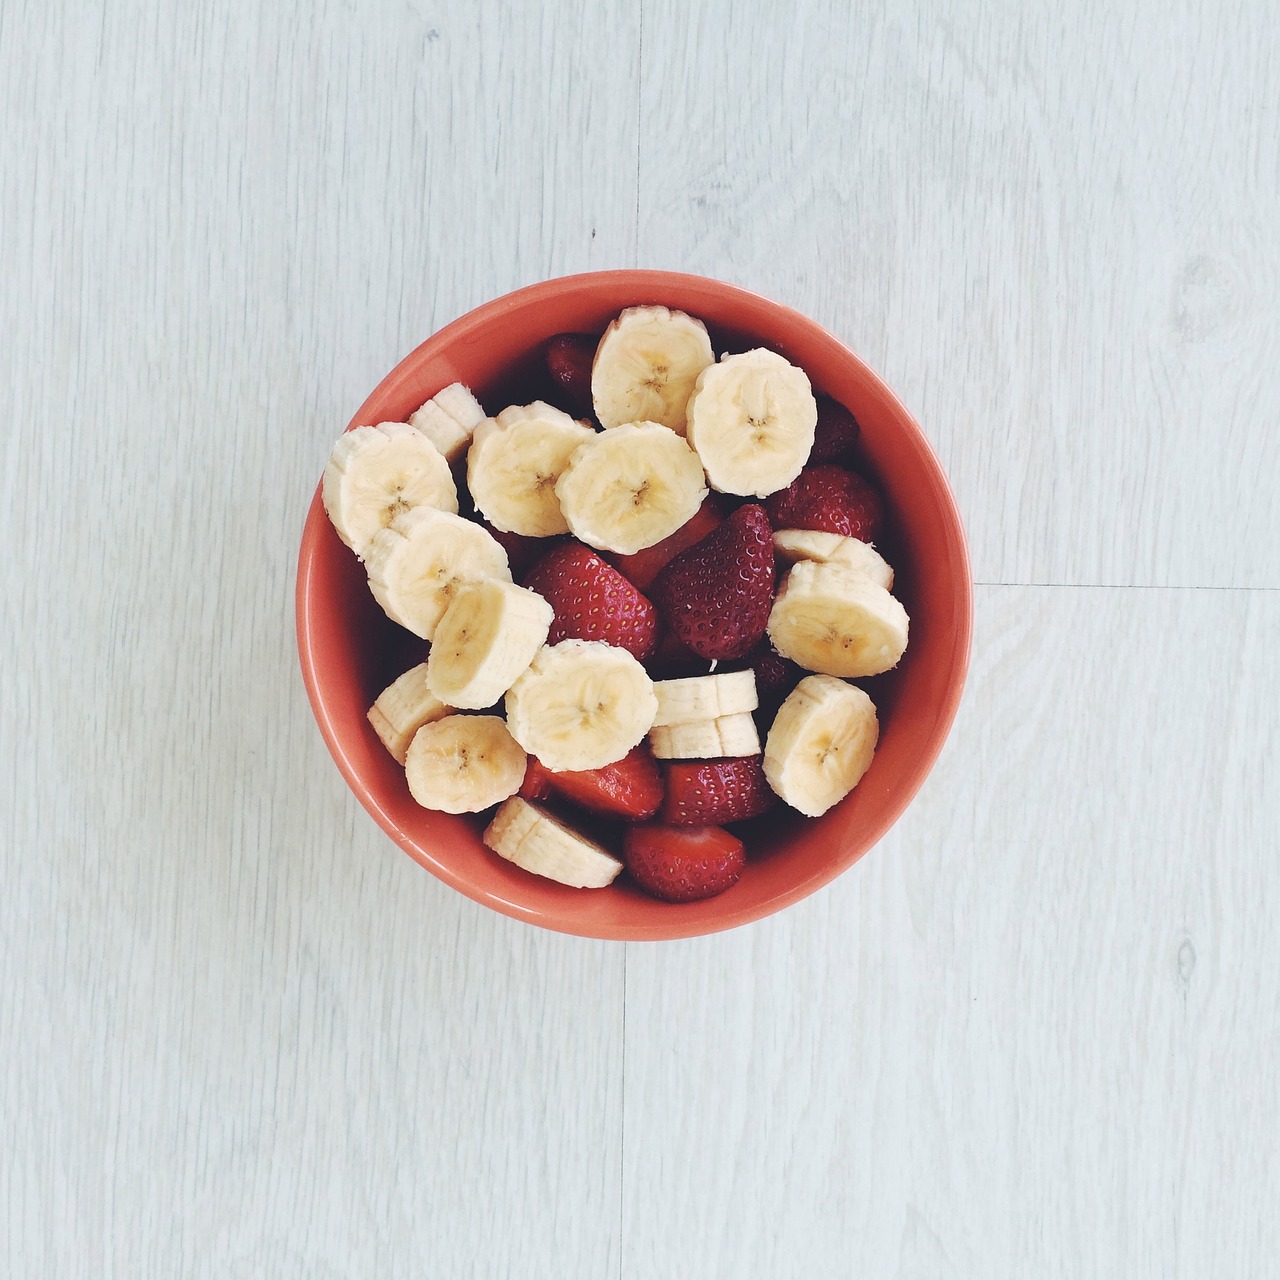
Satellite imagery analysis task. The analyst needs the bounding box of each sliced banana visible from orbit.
[763,675,878,817]
[772,529,894,590]
[365,506,512,640]
[685,348,817,498]
[409,382,487,463]
[652,670,758,727]
[767,560,909,678]
[367,662,452,764]
[555,421,708,555]
[484,796,624,889]
[505,639,658,772]
[426,579,554,710]
[649,712,760,760]
[404,713,527,814]
[591,304,715,434]
[322,422,458,558]
[467,401,596,537]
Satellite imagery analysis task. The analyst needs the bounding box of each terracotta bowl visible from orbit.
[296,270,972,940]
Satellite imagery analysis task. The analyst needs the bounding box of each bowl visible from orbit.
[296,270,972,940]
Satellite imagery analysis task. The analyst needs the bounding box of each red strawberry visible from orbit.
[479,519,551,577]
[810,395,862,464]
[649,503,774,661]
[733,636,801,703]
[520,745,663,821]
[765,463,886,542]
[661,756,776,826]
[522,541,659,660]
[608,495,724,591]
[544,333,597,419]
[623,824,745,902]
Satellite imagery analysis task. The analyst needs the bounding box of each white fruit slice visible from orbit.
[426,579,554,710]
[409,382,487,463]
[467,402,596,537]
[651,670,758,727]
[505,639,658,772]
[483,796,623,889]
[591,304,715,433]
[767,560,909,678]
[685,348,817,497]
[763,675,878,817]
[772,529,894,590]
[404,713,527,814]
[322,422,458,558]
[648,712,761,760]
[555,421,707,555]
[365,506,512,640]
[367,662,452,764]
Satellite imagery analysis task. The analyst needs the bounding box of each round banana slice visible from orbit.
[426,580,554,710]
[591,304,715,433]
[467,402,597,537]
[772,529,894,590]
[409,382,486,463]
[651,670,759,727]
[367,662,452,764]
[766,561,909,678]
[364,506,512,640]
[555,421,708,555]
[648,712,761,760]
[404,713,527,814]
[322,422,458,558]
[505,639,658,772]
[763,675,879,817]
[686,349,817,498]
[484,796,624,889]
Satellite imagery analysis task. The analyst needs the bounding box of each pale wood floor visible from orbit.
[3,2,1277,1276]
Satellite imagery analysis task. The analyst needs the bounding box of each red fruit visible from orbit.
[545,333,597,419]
[623,824,746,902]
[810,395,862,464]
[520,746,663,821]
[734,636,800,702]
[479,519,550,577]
[649,504,775,661]
[609,495,724,591]
[522,541,659,661]
[661,756,776,826]
[765,464,886,542]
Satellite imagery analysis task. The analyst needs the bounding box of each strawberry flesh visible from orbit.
[765,463,886,543]
[649,503,775,661]
[544,333,597,419]
[809,395,862,464]
[608,495,724,592]
[520,745,663,821]
[623,824,745,902]
[661,756,776,826]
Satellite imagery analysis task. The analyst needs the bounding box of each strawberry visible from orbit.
[522,541,659,661]
[608,495,724,592]
[764,463,886,542]
[520,745,663,821]
[661,756,775,826]
[649,503,775,661]
[731,636,801,705]
[544,333,597,419]
[809,395,862,464]
[623,824,746,902]
[479,519,551,577]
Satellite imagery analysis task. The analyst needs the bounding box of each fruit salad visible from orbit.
[321,304,910,903]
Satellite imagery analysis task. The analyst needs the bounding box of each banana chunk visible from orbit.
[409,382,486,463]
[651,670,759,727]
[367,662,452,764]
[772,530,894,590]
[648,711,761,760]
[404,713,527,814]
[484,796,624,889]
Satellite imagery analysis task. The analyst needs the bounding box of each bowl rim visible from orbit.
[296,269,973,940]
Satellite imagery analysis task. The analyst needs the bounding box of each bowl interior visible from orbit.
[296,270,972,940]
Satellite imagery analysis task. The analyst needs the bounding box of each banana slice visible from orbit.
[763,675,878,816]
[772,530,894,590]
[649,712,760,760]
[767,560,909,678]
[555,421,708,555]
[367,662,452,763]
[365,506,512,640]
[651,670,758,727]
[322,422,458,558]
[484,796,624,889]
[505,639,658,772]
[426,579,554,710]
[467,402,596,537]
[685,349,817,497]
[404,713,527,814]
[591,304,715,433]
[409,382,487,463]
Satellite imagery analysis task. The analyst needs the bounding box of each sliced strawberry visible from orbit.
[764,463,886,543]
[608,495,724,592]
[623,824,746,902]
[661,756,775,827]
[522,541,659,661]
[649,503,774,661]
[646,628,711,681]
[544,333,597,419]
[520,745,663,821]
[809,396,862,464]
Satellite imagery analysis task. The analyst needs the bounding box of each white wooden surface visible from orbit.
[2,1,1277,1276]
